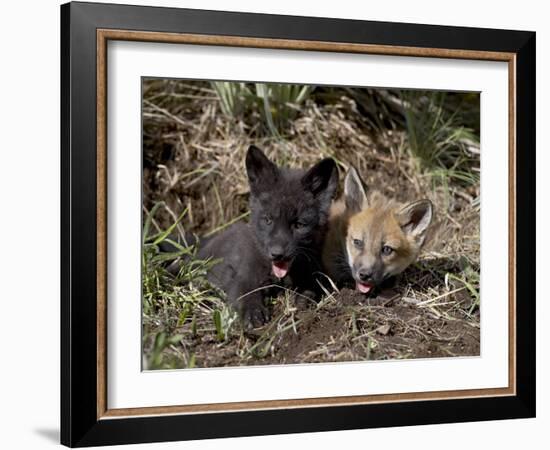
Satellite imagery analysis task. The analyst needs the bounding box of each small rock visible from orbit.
[376,324,391,335]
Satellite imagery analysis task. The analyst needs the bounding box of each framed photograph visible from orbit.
[61,1,536,447]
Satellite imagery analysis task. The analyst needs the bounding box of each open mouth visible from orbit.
[355,281,374,294]
[272,260,290,279]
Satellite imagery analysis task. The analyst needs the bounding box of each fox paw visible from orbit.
[241,298,271,329]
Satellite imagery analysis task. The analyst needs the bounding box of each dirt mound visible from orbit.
[260,289,478,365]
[176,286,479,369]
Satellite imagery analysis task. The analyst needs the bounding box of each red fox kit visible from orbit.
[322,167,433,295]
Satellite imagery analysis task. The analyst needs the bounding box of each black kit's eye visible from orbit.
[353,239,364,249]
[381,245,394,256]
[294,221,307,230]
[263,216,273,225]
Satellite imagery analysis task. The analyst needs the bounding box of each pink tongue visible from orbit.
[356,281,373,294]
[272,261,289,279]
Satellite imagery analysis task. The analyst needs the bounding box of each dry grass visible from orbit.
[141,79,480,369]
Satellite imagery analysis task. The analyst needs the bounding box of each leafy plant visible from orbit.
[142,202,225,369]
[401,91,480,187]
[211,81,313,136]
[213,307,238,342]
[255,83,313,136]
[211,82,252,117]
[147,332,184,370]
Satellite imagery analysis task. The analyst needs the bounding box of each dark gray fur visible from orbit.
[196,145,338,328]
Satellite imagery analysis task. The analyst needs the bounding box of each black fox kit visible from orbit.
[196,146,338,328]
[322,167,432,295]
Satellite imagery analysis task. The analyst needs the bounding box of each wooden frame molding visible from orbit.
[98,29,516,61]
[96,28,517,420]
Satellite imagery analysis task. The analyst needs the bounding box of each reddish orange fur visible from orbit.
[322,169,432,289]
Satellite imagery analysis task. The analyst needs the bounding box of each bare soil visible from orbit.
[159,280,480,369]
